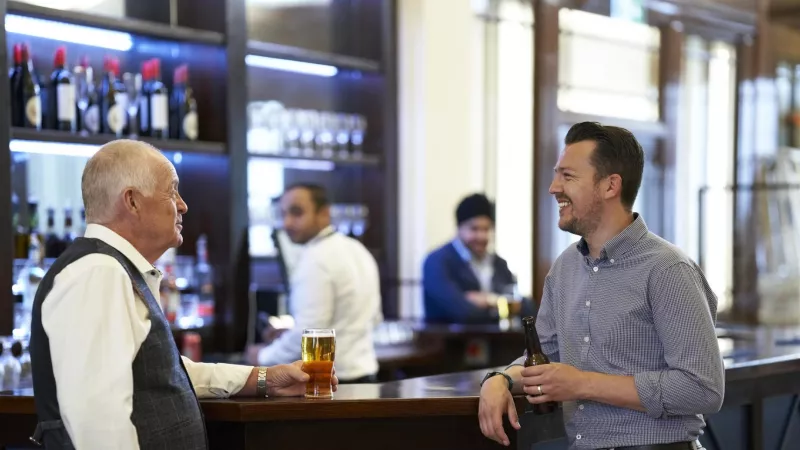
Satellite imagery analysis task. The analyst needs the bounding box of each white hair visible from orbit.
[81,139,165,223]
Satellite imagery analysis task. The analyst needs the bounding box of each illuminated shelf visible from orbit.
[247,151,381,170]
[247,40,381,73]
[11,128,226,155]
[7,1,225,45]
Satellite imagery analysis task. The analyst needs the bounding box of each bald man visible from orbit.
[28,140,337,450]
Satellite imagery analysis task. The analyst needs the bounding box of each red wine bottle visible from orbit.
[9,43,23,127]
[80,57,100,135]
[522,316,558,415]
[101,57,125,136]
[50,46,76,132]
[138,60,152,137]
[149,59,169,139]
[170,65,198,141]
[44,208,61,259]
[18,44,42,130]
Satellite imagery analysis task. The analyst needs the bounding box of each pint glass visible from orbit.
[301,328,336,398]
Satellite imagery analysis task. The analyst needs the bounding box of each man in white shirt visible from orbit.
[29,140,337,450]
[249,184,382,383]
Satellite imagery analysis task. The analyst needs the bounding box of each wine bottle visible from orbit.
[522,316,558,414]
[79,57,100,135]
[18,44,42,130]
[149,59,169,139]
[170,64,198,141]
[62,207,75,251]
[101,57,126,136]
[139,60,152,137]
[9,43,23,127]
[49,46,76,131]
[44,207,61,259]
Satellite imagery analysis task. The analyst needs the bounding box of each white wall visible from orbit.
[398,0,487,318]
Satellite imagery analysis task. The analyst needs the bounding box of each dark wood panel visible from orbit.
[658,22,683,245]
[222,0,250,354]
[379,0,399,319]
[7,0,224,45]
[4,34,228,143]
[0,0,13,336]
[532,0,560,302]
[244,0,383,62]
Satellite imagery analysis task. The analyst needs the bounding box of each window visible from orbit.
[477,0,534,297]
[558,8,660,121]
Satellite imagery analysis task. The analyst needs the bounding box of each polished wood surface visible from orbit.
[3,326,800,450]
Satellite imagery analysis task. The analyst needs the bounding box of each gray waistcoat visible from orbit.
[29,237,207,449]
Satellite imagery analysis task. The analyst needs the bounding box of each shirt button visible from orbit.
[592,266,598,272]
[576,434,582,440]
[610,259,615,263]
[584,336,590,343]
[585,301,590,307]
[579,404,585,410]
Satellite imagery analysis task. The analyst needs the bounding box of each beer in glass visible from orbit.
[301,328,335,398]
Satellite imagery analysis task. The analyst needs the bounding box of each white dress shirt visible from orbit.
[42,224,252,450]
[258,226,382,380]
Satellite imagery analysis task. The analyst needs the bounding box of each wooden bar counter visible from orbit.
[2,325,800,450]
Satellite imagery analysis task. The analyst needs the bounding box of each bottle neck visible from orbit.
[523,322,543,355]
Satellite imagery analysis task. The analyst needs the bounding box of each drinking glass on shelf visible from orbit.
[301,328,336,399]
[338,205,354,236]
[299,109,319,158]
[351,205,369,237]
[336,113,351,159]
[282,109,301,157]
[349,114,367,159]
[329,204,344,231]
[316,111,337,159]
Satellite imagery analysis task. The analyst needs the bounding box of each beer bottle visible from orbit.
[522,316,558,414]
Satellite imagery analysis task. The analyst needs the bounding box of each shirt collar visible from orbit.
[84,224,157,274]
[451,238,492,264]
[309,225,336,245]
[576,213,649,260]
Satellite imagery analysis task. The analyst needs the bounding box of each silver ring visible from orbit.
[537,385,543,395]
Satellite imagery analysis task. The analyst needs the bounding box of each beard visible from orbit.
[558,191,603,237]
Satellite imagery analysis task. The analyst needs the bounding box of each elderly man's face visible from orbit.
[138,158,188,250]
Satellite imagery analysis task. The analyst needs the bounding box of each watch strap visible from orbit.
[256,367,268,397]
[481,371,513,391]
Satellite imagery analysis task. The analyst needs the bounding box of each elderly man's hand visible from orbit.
[267,361,339,397]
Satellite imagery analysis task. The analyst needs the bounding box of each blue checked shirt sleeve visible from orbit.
[634,262,725,419]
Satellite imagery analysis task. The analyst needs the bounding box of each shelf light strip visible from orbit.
[9,139,333,171]
[245,54,338,77]
[5,14,134,52]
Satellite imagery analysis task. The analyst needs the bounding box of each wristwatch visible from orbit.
[256,367,269,397]
[480,371,513,391]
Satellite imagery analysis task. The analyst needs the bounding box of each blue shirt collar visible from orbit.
[451,238,493,264]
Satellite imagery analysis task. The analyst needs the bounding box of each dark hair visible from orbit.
[564,122,644,210]
[456,193,495,225]
[284,183,330,210]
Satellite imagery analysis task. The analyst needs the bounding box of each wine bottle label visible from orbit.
[107,104,124,133]
[151,93,168,131]
[84,105,100,133]
[25,96,41,127]
[183,111,198,140]
[115,93,129,127]
[57,84,76,122]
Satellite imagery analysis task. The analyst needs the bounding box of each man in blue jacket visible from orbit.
[422,194,526,324]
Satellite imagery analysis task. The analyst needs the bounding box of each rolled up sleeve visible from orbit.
[634,262,725,419]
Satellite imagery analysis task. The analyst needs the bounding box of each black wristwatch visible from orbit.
[480,371,513,391]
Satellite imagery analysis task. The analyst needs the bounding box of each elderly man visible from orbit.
[29,140,336,450]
